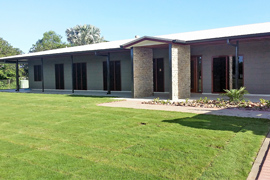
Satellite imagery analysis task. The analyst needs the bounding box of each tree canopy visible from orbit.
[29,31,69,53]
[0,37,22,58]
[66,24,104,46]
[0,37,24,80]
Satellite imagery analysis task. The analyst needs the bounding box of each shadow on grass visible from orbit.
[67,94,117,98]
[162,114,270,135]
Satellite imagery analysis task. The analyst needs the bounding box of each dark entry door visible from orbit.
[190,56,202,93]
[103,61,121,91]
[55,64,64,89]
[73,63,87,90]
[212,57,228,93]
[153,58,164,92]
[190,58,196,93]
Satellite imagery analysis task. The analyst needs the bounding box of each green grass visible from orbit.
[0,92,269,180]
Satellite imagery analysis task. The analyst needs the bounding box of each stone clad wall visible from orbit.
[171,44,191,99]
[171,46,179,100]
[132,47,153,98]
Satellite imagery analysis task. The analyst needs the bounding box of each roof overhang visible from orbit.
[121,36,186,49]
[182,32,270,45]
[1,22,270,63]
[0,47,128,63]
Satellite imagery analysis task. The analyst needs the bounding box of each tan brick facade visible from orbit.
[171,44,191,99]
[132,47,153,98]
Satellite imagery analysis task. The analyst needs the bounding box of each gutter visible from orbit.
[172,39,187,44]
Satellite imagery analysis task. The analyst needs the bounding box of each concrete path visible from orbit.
[99,99,270,180]
[100,99,270,119]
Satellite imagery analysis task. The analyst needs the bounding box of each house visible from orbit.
[1,22,270,100]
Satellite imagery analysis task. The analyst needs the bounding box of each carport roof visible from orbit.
[1,22,270,62]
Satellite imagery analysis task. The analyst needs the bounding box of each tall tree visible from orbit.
[29,31,69,52]
[66,24,104,46]
[0,37,24,80]
[0,37,22,58]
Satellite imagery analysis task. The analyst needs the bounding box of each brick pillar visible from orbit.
[132,47,153,98]
[170,44,190,100]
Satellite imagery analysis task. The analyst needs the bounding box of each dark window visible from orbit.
[73,63,87,90]
[103,61,121,91]
[232,56,244,88]
[34,65,42,81]
[55,64,64,89]
[213,57,229,92]
[212,56,244,93]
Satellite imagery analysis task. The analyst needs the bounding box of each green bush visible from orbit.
[221,87,249,103]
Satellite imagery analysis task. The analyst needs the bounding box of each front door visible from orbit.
[212,57,229,93]
[153,58,164,92]
[103,61,121,91]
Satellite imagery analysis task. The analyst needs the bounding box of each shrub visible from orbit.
[221,87,249,103]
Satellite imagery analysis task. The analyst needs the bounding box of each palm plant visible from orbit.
[221,87,249,103]
[66,25,104,46]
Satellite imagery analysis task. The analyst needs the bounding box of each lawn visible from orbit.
[0,93,269,179]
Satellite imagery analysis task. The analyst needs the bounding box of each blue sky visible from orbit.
[0,0,269,53]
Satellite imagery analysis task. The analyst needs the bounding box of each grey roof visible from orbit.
[1,22,270,61]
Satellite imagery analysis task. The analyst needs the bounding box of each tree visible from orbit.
[65,24,104,46]
[0,37,22,58]
[0,37,24,80]
[29,31,69,52]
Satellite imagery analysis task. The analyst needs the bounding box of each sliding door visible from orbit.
[55,64,64,89]
[73,63,87,90]
[190,56,202,93]
[103,61,121,91]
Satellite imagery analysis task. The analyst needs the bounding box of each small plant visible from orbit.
[221,87,249,103]
[266,100,270,108]
[185,98,189,103]
[166,99,171,105]
[203,97,208,103]
[153,97,160,103]
[260,98,266,104]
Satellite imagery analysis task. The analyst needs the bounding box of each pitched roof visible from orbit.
[1,22,270,61]
[157,22,270,41]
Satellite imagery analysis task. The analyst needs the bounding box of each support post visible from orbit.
[130,47,134,97]
[16,59,19,91]
[168,44,172,100]
[71,55,74,93]
[235,41,239,89]
[41,58,44,92]
[227,39,239,89]
[107,52,111,94]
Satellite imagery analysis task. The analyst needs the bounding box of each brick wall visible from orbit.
[132,47,153,98]
[171,44,191,99]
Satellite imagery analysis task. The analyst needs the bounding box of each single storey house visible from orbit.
[1,22,270,100]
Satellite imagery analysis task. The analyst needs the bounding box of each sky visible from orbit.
[0,0,270,53]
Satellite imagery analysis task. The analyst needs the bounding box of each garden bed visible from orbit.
[142,97,270,111]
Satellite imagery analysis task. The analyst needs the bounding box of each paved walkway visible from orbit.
[100,99,270,119]
[99,99,270,180]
